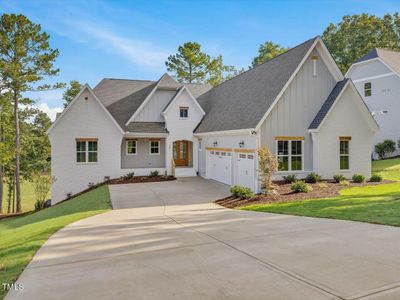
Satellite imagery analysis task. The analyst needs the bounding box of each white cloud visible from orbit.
[65,20,169,70]
[37,103,63,121]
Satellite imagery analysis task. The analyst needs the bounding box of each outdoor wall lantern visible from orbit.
[239,140,245,148]
[213,141,218,147]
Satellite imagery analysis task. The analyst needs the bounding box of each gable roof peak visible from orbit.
[157,73,181,89]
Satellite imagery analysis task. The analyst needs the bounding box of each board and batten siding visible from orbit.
[259,49,337,175]
[134,89,176,122]
[121,138,166,169]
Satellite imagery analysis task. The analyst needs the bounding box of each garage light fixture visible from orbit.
[239,140,245,148]
[213,141,218,147]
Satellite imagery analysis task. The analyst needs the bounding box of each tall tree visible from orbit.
[0,14,62,212]
[166,42,236,86]
[62,80,83,108]
[322,13,400,73]
[0,93,14,213]
[251,41,289,67]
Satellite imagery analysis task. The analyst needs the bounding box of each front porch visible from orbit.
[172,140,197,177]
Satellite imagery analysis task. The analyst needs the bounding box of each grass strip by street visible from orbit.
[0,185,112,299]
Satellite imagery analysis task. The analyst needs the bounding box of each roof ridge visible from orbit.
[102,78,156,82]
[206,36,319,90]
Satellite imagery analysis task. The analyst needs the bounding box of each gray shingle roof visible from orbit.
[125,122,167,133]
[104,82,157,131]
[355,48,400,75]
[309,79,349,130]
[194,37,318,133]
[93,74,211,133]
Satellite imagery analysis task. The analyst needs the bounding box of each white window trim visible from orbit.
[76,140,98,164]
[198,139,202,151]
[126,140,137,156]
[275,140,304,172]
[149,140,160,155]
[179,107,189,119]
[339,140,350,171]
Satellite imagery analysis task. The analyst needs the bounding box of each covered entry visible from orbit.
[173,140,192,167]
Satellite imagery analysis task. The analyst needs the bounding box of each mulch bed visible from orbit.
[109,175,176,185]
[216,180,393,209]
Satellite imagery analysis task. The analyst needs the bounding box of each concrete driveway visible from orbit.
[7,177,400,300]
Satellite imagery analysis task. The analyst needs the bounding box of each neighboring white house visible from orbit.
[48,36,379,204]
[346,48,400,157]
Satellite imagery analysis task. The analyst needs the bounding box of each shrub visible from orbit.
[340,180,350,186]
[375,139,396,159]
[230,185,254,199]
[305,172,322,183]
[352,174,365,183]
[370,174,383,182]
[333,174,346,183]
[258,146,278,194]
[291,181,312,193]
[149,170,159,177]
[123,172,135,180]
[317,182,328,189]
[283,174,297,183]
[32,173,56,211]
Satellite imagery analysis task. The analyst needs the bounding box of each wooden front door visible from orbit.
[173,141,189,166]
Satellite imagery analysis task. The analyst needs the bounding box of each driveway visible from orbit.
[7,177,400,300]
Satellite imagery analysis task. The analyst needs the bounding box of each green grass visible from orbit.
[242,158,400,227]
[1,181,38,213]
[0,185,111,299]
[372,157,400,181]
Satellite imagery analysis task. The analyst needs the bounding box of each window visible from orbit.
[76,139,98,163]
[149,140,160,155]
[364,82,372,97]
[126,140,137,155]
[277,139,303,171]
[340,139,350,170]
[312,55,318,77]
[180,107,188,118]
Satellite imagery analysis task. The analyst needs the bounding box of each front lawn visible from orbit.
[0,185,112,299]
[372,157,400,181]
[241,158,400,227]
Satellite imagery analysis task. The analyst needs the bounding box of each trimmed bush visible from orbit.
[230,185,254,199]
[123,172,135,180]
[352,174,365,183]
[149,170,159,177]
[370,174,383,182]
[305,172,322,183]
[333,174,346,183]
[283,174,297,183]
[291,181,312,193]
[340,180,350,186]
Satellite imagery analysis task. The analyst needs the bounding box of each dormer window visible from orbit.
[180,107,188,119]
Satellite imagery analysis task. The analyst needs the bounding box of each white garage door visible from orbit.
[236,153,255,190]
[207,150,232,185]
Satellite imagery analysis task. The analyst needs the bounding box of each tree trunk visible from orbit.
[0,165,3,214]
[13,91,22,213]
[0,122,3,214]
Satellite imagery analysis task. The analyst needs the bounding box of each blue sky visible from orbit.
[0,0,398,119]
